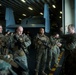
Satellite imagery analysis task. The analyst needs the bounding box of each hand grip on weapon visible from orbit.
[14,35,24,43]
[19,38,23,42]
[37,40,43,44]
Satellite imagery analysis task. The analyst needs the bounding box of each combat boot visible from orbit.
[41,71,47,75]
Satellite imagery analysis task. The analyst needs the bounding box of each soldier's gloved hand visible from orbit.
[38,40,42,44]
[57,43,62,47]
[19,38,24,43]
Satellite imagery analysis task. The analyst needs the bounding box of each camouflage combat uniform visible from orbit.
[49,35,60,66]
[10,33,31,75]
[0,33,17,75]
[63,33,76,75]
[34,34,49,75]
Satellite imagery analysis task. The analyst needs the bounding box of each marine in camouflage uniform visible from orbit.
[34,28,50,75]
[0,25,17,75]
[49,33,61,67]
[10,26,31,75]
[63,24,76,75]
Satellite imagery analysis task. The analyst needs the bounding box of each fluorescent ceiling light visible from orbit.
[52,5,56,8]
[60,11,62,14]
[59,16,62,18]
[28,7,33,10]
[21,0,25,3]
[40,12,43,15]
[22,14,26,16]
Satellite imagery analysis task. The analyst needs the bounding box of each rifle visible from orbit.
[14,35,29,54]
[37,38,51,49]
